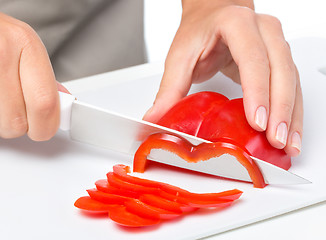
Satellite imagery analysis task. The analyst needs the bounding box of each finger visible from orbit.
[143,29,198,123]
[19,26,60,141]
[57,81,70,94]
[284,67,303,156]
[221,60,241,84]
[0,40,27,138]
[257,15,297,149]
[220,8,270,132]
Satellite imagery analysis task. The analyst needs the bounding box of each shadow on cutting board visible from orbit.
[0,130,130,164]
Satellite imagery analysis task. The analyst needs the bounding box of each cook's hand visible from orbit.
[143,0,303,157]
[0,13,68,141]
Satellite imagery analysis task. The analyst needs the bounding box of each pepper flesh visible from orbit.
[156,92,291,170]
[113,164,244,200]
[133,91,292,188]
[75,164,243,227]
[133,133,266,188]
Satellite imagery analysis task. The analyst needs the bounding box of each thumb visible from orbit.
[143,35,197,123]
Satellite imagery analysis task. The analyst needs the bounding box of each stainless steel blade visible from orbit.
[70,100,310,185]
[250,156,311,185]
[70,100,210,155]
[147,150,311,185]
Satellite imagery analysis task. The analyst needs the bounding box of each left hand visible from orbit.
[143,0,303,157]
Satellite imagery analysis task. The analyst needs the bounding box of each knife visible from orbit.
[59,92,310,185]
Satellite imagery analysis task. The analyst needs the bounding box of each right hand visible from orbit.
[0,13,68,141]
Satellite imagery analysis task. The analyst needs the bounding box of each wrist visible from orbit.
[182,0,254,12]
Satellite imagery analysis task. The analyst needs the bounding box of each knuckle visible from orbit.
[262,15,283,29]
[224,6,255,19]
[248,50,269,67]
[0,36,10,55]
[278,101,293,116]
[244,85,269,99]
[0,116,28,139]
[10,116,28,134]
[219,6,256,25]
[12,22,38,45]
[282,62,296,76]
[33,92,58,115]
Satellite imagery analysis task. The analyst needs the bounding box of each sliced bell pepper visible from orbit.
[114,164,244,200]
[87,189,132,204]
[108,205,160,227]
[158,190,234,208]
[75,164,242,227]
[106,172,160,194]
[133,133,266,188]
[95,179,140,198]
[139,194,184,214]
[125,199,181,220]
[74,196,116,213]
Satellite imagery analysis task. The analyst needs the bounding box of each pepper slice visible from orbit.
[139,194,184,213]
[125,199,181,220]
[158,191,234,208]
[108,205,160,227]
[107,172,160,194]
[113,164,244,200]
[74,196,116,213]
[95,179,140,198]
[133,133,266,188]
[75,164,243,227]
[87,189,132,204]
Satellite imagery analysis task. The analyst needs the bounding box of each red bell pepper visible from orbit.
[87,189,132,204]
[74,196,116,213]
[95,179,140,198]
[113,164,243,200]
[107,172,160,194]
[125,199,181,220]
[139,194,184,213]
[133,91,292,188]
[108,205,161,227]
[134,133,266,188]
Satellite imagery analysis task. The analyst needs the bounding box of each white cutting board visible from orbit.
[0,37,325,240]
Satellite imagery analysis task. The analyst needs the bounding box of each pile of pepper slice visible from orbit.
[74,164,242,227]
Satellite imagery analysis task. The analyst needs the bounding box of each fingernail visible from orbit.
[291,132,301,152]
[276,122,288,146]
[255,106,267,130]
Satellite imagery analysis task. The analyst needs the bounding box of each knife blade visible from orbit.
[59,92,310,185]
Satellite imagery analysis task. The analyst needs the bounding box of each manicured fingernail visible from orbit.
[291,132,301,152]
[255,106,267,130]
[276,122,288,146]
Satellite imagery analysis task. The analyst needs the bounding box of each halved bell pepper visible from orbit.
[133,91,292,188]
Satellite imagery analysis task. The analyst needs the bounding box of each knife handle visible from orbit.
[59,91,76,131]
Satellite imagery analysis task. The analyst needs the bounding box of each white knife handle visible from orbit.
[59,92,76,131]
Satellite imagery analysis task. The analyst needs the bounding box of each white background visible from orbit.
[144,0,326,62]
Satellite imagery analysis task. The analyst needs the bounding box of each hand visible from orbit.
[0,13,68,141]
[143,0,303,157]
